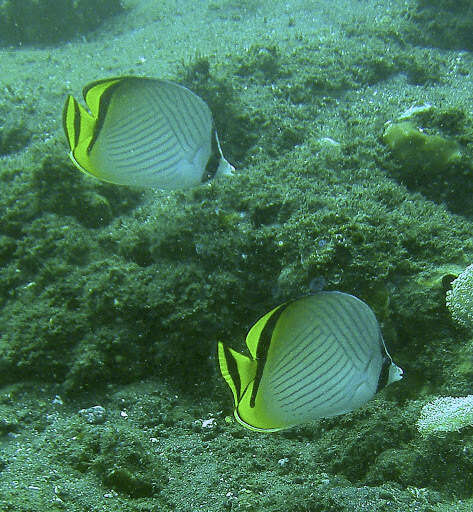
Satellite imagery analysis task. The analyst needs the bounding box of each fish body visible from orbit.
[63,76,233,188]
[218,292,403,432]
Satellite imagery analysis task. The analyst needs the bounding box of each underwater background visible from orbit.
[1,0,473,510]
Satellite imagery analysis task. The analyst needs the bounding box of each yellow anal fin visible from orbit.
[217,342,256,406]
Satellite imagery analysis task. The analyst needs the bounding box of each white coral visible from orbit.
[446,264,473,329]
[417,395,473,434]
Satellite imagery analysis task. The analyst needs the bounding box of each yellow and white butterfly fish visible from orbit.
[63,76,233,189]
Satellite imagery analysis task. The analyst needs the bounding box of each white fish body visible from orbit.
[218,291,403,432]
[63,76,233,189]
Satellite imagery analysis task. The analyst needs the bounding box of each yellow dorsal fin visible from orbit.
[245,302,288,358]
[83,77,124,117]
[217,342,256,406]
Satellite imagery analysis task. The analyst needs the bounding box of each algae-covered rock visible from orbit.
[0,119,31,155]
[408,0,473,51]
[0,0,124,46]
[383,121,461,172]
[381,117,473,217]
[414,263,464,293]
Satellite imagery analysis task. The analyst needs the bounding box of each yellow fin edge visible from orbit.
[233,410,285,433]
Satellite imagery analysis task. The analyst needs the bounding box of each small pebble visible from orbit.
[78,405,106,425]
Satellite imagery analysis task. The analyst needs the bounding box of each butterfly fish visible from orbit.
[218,291,403,432]
[63,76,234,188]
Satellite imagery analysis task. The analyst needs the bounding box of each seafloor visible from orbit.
[1,0,473,511]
